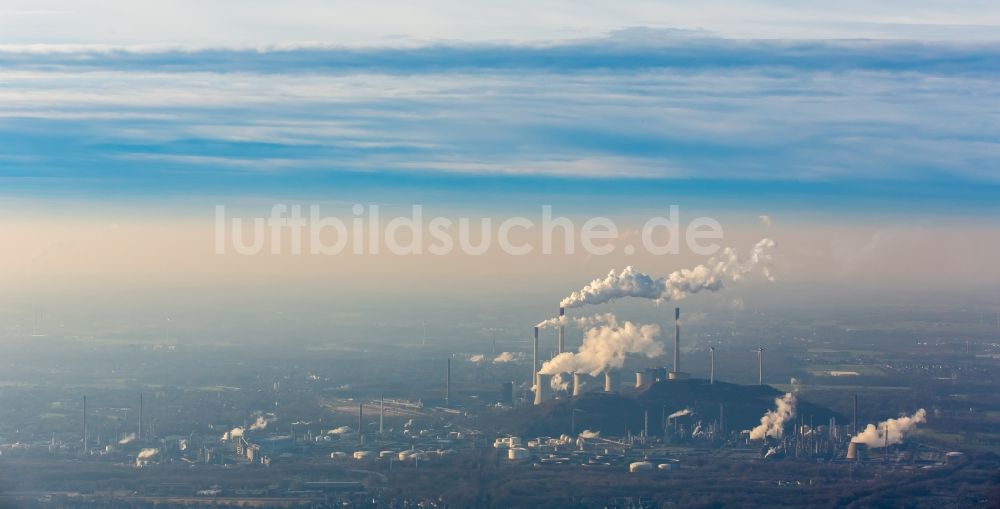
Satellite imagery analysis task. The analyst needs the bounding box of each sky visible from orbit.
[1,1,999,321]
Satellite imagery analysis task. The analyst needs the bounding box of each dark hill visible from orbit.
[495,378,844,438]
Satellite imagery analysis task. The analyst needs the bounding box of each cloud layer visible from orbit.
[0,31,998,209]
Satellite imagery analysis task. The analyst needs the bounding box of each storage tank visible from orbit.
[353,451,373,460]
[508,447,530,461]
[629,461,654,473]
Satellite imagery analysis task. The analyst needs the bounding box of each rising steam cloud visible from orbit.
[668,408,692,419]
[249,415,273,431]
[539,314,662,377]
[135,448,159,466]
[493,351,519,363]
[118,433,136,445]
[851,409,927,448]
[749,393,796,440]
[559,238,776,309]
[222,427,244,440]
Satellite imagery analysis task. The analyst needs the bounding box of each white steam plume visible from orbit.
[249,415,272,431]
[578,430,600,439]
[469,354,485,363]
[135,448,159,465]
[539,314,662,377]
[222,426,244,440]
[668,408,692,419]
[749,393,796,440]
[118,433,136,445]
[559,238,776,309]
[550,373,570,391]
[851,409,927,448]
[493,351,518,363]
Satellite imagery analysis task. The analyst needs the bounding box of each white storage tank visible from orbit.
[508,447,530,461]
[353,451,373,460]
[629,461,654,473]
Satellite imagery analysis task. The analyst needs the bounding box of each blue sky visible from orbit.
[2,31,999,216]
[2,1,1000,307]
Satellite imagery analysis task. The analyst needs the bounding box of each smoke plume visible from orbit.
[668,408,692,419]
[469,354,485,363]
[135,448,159,465]
[249,415,272,431]
[493,351,518,363]
[118,433,136,445]
[559,238,776,308]
[538,314,662,377]
[851,409,927,448]
[578,430,600,439]
[222,426,244,440]
[749,393,796,440]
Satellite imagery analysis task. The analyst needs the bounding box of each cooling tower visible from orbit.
[604,371,617,392]
[846,442,867,461]
[534,373,553,405]
[635,370,650,388]
[572,373,584,397]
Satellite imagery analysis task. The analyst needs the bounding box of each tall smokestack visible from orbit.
[557,307,565,355]
[709,346,715,385]
[757,347,764,385]
[534,373,552,405]
[719,403,725,435]
[532,326,539,386]
[379,394,384,436]
[673,308,680,373]
[853,394,859,436]
[83,395,88,455]
[138,393,143,441]
[446,358,452,406]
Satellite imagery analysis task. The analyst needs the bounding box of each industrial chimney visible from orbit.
[82,395,88,455]
[534,373,552,405]
[557,307,566,355]
[635,370,650,388]
[532,326,539,387]
[604,371,617,392]
[709,346,715,384]
[757,346,764,385]
[446,358,452,406]
[138,392,143,441]
[673,307,680,373]
[852,394,859,436]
